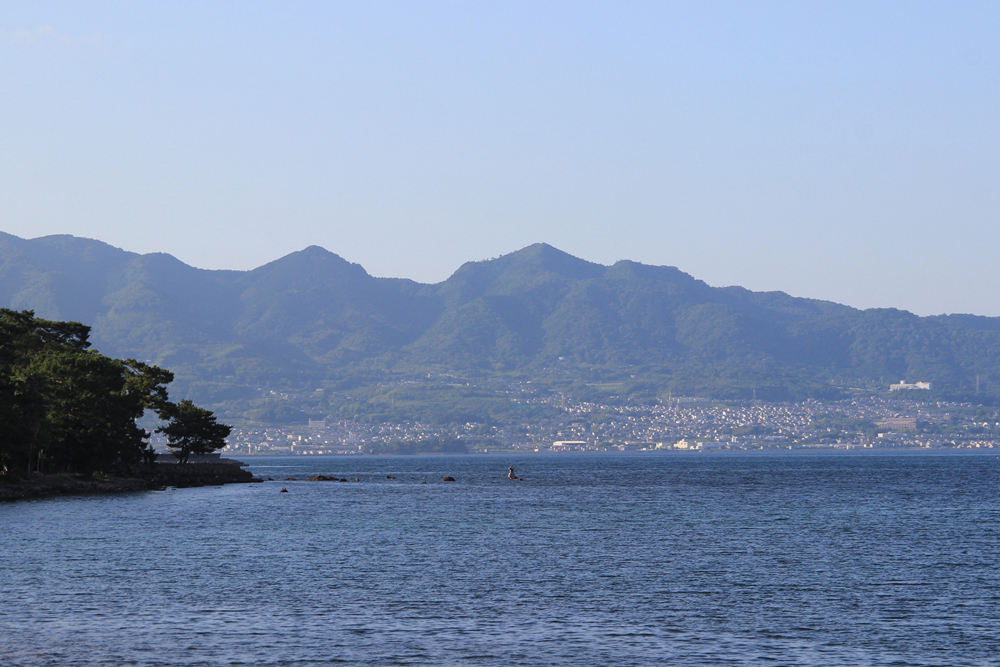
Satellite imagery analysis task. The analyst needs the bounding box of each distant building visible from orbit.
[698,441,728,451]
[890,381,932,391]
[552,440,588,451]
[308,420,327,430]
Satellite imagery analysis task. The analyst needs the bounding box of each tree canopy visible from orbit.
[157,399,232,464]
[0,309,227,479]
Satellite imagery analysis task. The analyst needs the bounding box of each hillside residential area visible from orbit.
[194,393,1000,456]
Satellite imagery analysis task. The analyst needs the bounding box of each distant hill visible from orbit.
[2,231,999,420]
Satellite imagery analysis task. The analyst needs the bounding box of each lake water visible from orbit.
[2,452,1000,666]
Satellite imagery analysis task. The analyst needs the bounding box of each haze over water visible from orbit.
[2,452,999,666]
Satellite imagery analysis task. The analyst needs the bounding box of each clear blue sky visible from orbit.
[1,1,998,315]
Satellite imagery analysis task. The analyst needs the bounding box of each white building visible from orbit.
[889,380,932,391]
[551,440,588,451]
[699,442,729,451]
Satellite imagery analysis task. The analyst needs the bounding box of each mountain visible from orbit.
[2,231,999,420]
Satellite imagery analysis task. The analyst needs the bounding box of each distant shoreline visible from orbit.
[235,448,1000,458]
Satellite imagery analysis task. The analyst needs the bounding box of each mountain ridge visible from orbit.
[2,232,999,417]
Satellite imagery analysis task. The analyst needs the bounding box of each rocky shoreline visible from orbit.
[0,463,259,502]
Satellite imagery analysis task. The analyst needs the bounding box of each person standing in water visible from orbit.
[507,466,520,480]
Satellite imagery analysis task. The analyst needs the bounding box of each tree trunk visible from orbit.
[26,419,42,479]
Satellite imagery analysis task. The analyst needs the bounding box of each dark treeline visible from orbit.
[0,309,230,480]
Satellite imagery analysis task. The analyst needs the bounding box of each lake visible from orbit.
[2,452,999,666]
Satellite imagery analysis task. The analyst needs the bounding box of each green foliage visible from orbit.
[319,382,560,427]
[156,399,232,463]
[242,402,312,424]
[0,308,225,479]
[32,351,145,474]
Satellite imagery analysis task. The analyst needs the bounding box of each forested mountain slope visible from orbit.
[2,231,998,408]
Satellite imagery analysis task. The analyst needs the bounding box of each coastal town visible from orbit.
[208,393,1000,456]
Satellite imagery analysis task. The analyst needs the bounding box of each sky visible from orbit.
[1,1,998,316]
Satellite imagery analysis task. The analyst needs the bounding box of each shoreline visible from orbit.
[0,463,259,502]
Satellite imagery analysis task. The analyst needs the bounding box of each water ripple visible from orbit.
[2,452,999,666]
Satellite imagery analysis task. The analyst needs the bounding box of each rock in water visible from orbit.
[307,474,337,481]
[442,476,456,482]
[279,488,288,493]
